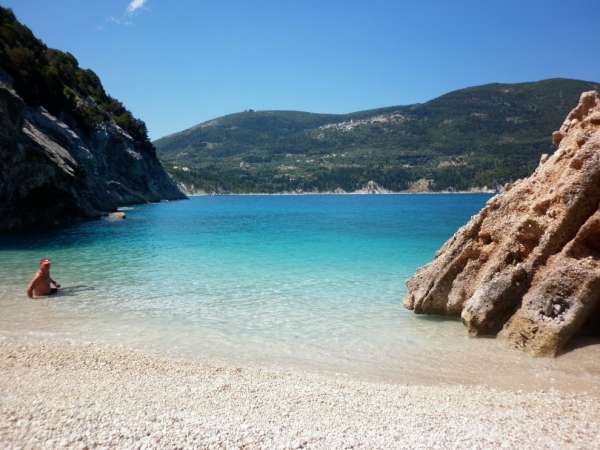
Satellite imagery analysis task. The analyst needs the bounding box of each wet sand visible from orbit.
[1,337,599,449]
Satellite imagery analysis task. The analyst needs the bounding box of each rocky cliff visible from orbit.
[0,8,184,232]
[404,91,600,356]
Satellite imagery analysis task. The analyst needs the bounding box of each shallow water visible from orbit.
[1,195,599,392]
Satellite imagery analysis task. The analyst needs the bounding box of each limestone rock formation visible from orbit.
[404,90,600,356]
[0,76,185,232]
[0,7,185,232]
[356,180,390,194]
[107,212,126,221]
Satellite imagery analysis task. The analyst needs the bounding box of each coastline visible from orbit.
[2,336,599,449]
[184,190,497,197]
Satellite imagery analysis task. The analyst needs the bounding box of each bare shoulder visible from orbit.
[30,271,43,282]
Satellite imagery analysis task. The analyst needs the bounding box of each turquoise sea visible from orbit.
[1,195,599,391]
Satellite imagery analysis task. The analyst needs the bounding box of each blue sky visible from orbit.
[3,0,600,140]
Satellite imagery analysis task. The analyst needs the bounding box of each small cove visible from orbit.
[1,194,600,392]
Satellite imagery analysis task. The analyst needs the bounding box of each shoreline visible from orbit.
[2,336,599,448]
[184,190,497,197]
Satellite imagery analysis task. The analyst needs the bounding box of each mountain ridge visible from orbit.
[162,77,598,139]
[155,78,600,194]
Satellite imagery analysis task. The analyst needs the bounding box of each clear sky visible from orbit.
[3,0,600,140]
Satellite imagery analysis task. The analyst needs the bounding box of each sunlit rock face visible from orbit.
[0,74,184,232]
[404,91,600,356]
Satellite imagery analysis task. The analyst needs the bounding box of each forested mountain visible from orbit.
[155,79,599,193]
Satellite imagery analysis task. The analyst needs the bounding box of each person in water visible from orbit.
[26,259,61,298]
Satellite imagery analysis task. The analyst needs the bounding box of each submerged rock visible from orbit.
[107,211,126,220]
[404,90,600,356]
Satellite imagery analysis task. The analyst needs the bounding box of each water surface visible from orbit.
[1,195,599,392]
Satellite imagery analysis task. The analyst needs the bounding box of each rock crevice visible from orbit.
[404,91,600,356]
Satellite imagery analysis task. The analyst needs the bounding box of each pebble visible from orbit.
[1,339,600,449]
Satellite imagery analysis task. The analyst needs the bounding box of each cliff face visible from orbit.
[0,8,184,232]
[0,77,184,232]
[404,91,600,356]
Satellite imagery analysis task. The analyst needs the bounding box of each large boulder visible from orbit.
[404,90,600,356]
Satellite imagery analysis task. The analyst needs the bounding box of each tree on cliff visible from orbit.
[0,7,150,146]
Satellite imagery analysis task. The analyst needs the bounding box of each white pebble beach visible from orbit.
[1,337,599,449]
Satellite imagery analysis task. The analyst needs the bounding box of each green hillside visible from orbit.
[155,79,600,193]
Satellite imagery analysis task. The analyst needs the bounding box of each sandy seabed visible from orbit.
[1,337,599,450]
